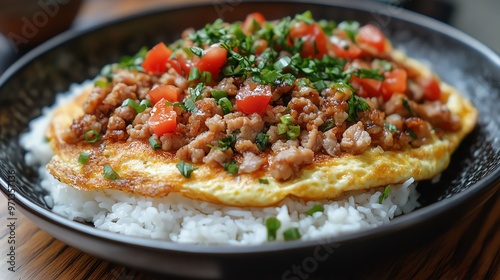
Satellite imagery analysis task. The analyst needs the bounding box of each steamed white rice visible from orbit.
[20,81,419,245]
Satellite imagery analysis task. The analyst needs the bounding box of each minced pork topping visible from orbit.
[62,11,461,180]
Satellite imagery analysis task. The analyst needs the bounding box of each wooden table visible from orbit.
[1,0,499,279]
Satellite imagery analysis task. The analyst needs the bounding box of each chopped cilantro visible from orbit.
[319,120,335,132]
[223,160,239,175]
[255,132,270,151]
[347,94,371,122]
[338,20,360,42]
[407,129,418,139]
[190,46,204,57]
[176,160,198,178]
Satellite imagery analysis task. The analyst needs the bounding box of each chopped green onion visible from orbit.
[280,114,294,125]
[277,123,288,135]
[166,101,188,111]
[200,71,212,83]
[84,129,101,144]
[283,227,301,241]
[188,67,200,81]
[78,152,90,165]
[103,164,119,180]
[176,160,198,178]
[139,99,152,109]
[265,217,281,241]
[211,90,228,101]
[304,204,324,216]
[218,97,233,114]
[259,178,269,184]
[223,160,239,175]
[274,56,291,70]
[287,125,301,140]
[255,132,270,151]
[378,185,391,203]
[149,135,161,150]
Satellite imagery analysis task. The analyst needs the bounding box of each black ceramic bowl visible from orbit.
[1,0,499,279]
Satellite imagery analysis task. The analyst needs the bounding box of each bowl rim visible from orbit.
[0,0,499,255]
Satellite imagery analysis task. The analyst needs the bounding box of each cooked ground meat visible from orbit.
[67,16,464,181]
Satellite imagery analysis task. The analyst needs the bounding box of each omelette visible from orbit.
[45,12,477,207]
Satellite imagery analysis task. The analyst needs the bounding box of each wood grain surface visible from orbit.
[1,0,499,279]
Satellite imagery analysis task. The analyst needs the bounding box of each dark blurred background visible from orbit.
[0,0,499,73]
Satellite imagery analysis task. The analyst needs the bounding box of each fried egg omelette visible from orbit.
[45,12,478,207]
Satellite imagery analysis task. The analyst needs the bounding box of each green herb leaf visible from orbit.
[407,129,418,139]
[216,134,236,150]
[200,71,212,83]
[402,98,415,117]
[84,129,101,144]
[319,121,335,132]
[378,185,391,203]
[294,10,314,24]
[347,94,371,122]
[176,160,198,178]
[223,160,239,175]
[103,164,119,180]
[266,217,281,241]
[274,56,292,70]
[78,152,90,165]
[118,46,148,70]
[283,227,301,241]
[304,204,324,216]
[190,46,204,57]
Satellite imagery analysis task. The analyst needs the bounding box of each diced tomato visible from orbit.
[289,22,329,59]
[418,76,442,101]
[242,12,266,35]
[350,75,382,98]
[355,24,387,54]
[142,42,173,75]
[381,69,408,100]
[254,39,268,54]
[149,98,177,136]
[236,84,272,115]
[195,44,228,78]
[148,85,181,104]
[345,60,381,97]
[330,37,362,60]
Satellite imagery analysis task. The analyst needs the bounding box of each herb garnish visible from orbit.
[378,185,391,203]
[347,94,371,122]
[255,132,270,151]
[304,204,324,216]
[223,160,239,175]
[266,217,281,241]
[283,227,301,241]
[78,152,90,165]
[402,98,415,117]
[176,160,198,178]
[103,164,119,180]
